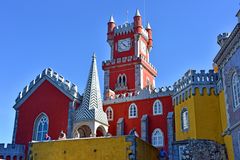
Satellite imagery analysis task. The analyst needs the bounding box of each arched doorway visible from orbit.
[75,125,92,138]
[96,126,106,137]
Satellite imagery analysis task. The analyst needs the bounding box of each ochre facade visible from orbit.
[28,136,159,160]
[174,88,223,144]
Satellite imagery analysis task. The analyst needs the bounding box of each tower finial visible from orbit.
[92,52,96,59]
[135,9,141,16]
[109,16,115,23]
[146,22,151,29]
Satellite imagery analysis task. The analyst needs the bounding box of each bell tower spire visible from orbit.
[74,54,108,137]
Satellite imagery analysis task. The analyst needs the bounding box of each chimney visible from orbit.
[217,33,229,47]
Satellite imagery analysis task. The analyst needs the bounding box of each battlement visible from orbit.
[114,22,149,41]
[217,32,229,47]
[103,86,173,105]
[114,23,134,36]
[15,68,80,104]
[0,143,25,159]
[173,69,219,106]
[102,55,157,73]
[173,69,218,93]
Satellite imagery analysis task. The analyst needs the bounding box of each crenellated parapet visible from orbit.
[103,86,173,105]
[173,69,218,106]
[0,143,25,159]
[113,22,149,41]
[114,23,134,36]
[102,55,157,74]
[14,68,80,109]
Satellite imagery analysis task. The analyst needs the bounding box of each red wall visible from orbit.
[142,67,155,88]
[15,80,71,147]
[109,64,136,94]
[103,95,173,150]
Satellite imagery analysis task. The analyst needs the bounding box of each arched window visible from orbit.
[33,113,49,141]
[106,107,113,121]
[122,74,127,86]
[118,75,122,84]
[117,74,127,87]
[129,103,138,118]
[153,100,163,115]
[181,108,189,131]
[152,128,164,147]
[232,73,240,109]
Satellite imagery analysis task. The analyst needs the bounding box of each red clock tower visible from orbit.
[103,9,156,98]
[102,10,173,150]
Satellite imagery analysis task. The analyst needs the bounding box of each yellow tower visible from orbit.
[172,69,227,159]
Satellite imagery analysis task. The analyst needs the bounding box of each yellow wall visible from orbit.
[194,88,223,144]
[219,91,234,160]
[175,93,197,141]
[136,138,159,160]
[28,136,159,160]
[175,88,223,144]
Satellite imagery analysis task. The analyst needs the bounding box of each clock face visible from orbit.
[140,41,147,54]
[118,38,131,52]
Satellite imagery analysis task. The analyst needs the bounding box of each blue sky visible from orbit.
[0,0,239,144]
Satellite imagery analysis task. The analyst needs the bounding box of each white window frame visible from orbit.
[105,106,114,121]
[33,113,49,141]
[151,128,164,147]
[181,108,189,131]
[129,103,138,118]
[153,100,163,115]
[232,72,240,110]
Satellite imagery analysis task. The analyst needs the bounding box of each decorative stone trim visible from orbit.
[173,70,218,106]
[14,68,80,109]
[103,86,173,105]
[102,54,157,72]
[141,114,148,142]
[117,118,124,136]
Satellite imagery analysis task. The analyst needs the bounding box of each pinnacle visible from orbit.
[135,9,141,16]
[92,52,96,59]
[109,16,115,23]
[146,22,151,29]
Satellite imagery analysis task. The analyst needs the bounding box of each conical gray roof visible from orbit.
[75,54,108,125]
[135,9,141,16]
[109,16,115,23]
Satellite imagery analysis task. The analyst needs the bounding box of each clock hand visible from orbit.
[121,42,127,47]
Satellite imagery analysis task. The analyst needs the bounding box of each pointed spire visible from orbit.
[75,53,108,125]
[146,22,151,29]
[135,9,141,16]
[92,52,96,59]
[109,16,115,23]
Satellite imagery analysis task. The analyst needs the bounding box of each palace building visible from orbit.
[0,10,173,160]
[1,8,240,160]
